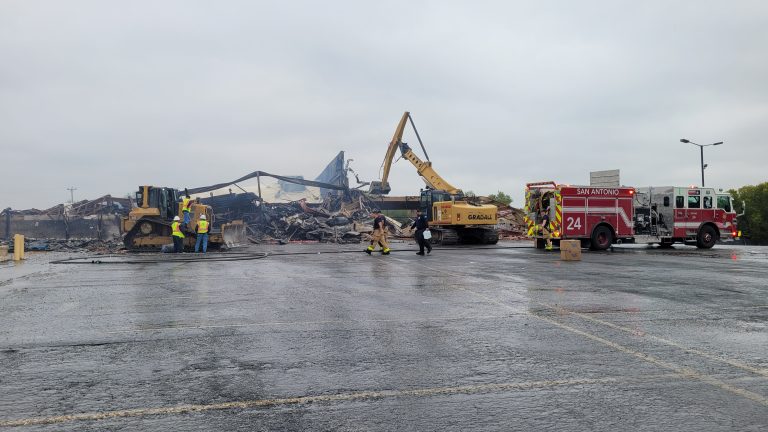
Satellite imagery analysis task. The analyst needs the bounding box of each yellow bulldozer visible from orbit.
[370,112,499,244]
[121,186,247,251]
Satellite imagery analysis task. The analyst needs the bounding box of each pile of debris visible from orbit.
[247,193,410,244]
[496,205,527,240]
[205,187,527,244]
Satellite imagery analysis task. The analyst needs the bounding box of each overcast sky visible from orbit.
[2,1,767,209]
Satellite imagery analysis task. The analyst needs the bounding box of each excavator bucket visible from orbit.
[220,220,248,248]
[368,180,391,195]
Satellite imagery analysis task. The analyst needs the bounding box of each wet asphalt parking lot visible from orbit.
[0,241,766,431]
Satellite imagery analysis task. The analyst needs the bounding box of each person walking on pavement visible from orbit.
[171,215,185,253]
[539,207,553,250]
[365,210,391,255]
[194,214,210,253]
[181,194,192,227]
[411,209,432,255]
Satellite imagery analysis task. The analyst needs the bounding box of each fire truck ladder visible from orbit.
[649,208,659,236]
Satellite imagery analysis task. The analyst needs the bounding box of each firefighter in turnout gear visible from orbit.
[171,215,185,253]
[195,214,209,253]
[539,207,553,250]
[365,210,391,255]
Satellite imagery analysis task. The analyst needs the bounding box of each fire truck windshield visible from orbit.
[717,195,732,212]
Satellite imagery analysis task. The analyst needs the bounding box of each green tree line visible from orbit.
[730,182,768,244]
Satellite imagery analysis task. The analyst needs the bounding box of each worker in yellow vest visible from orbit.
[171,215,185,253]
[181,195,192,226]
[194,214,210,253]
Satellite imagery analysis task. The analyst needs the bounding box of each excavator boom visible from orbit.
[369,111,460,195]
[367,112,499,245]
[369,112,410,194]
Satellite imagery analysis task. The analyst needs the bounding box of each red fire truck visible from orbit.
[525,181,740,250]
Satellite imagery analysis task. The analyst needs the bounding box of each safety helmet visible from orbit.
[200,215,206,220]
[173,216,180,221]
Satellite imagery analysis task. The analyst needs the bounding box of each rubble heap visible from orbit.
[496,205,527,240]
[246,191,410,244]
[2,238,125,254]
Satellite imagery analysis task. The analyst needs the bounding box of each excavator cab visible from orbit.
[420,189,455,221]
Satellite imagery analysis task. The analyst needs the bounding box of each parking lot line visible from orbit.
[539,302,768,378]
[412,261,768,407]
[460,279,768,406]
[0,373,681,427]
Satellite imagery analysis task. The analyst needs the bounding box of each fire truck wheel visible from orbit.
[590,225,613,251]
[696,225,718,249]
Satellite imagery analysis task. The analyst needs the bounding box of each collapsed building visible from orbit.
[1,151,525,250]
[187,152,412,244]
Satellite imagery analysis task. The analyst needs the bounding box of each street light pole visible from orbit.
[680,139,723,187]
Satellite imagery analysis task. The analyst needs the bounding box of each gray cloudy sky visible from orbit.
[2,1,767,209]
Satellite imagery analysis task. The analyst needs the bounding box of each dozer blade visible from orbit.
[221,220,248,248]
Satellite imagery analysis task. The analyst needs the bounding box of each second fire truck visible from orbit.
[525,181,740,250]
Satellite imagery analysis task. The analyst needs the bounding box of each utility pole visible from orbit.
[67,187,77,204]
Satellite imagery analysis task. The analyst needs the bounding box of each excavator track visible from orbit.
[455,227,499,245]
[479,228,499,245]
[432,228,459,245]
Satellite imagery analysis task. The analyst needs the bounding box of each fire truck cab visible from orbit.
[526,181,740,250]
[633,186,739,248]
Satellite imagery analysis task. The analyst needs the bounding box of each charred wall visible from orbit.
[0,214,122,240]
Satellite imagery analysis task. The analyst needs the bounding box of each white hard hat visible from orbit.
[200,215,206,220]
[173,216,180,221]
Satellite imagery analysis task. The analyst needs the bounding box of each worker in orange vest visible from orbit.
[194,214,210,253]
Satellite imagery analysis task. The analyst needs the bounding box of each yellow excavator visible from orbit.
[121,186,247,251]
[370,112,499,244]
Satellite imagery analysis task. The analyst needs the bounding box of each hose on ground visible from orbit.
[50,244,532,265]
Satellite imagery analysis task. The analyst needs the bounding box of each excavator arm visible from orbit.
[369,111,461,195]
[398,143,460,195]
[369,112,409,194]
